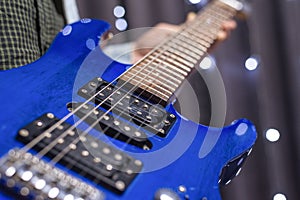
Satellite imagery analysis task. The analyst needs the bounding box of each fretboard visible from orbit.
[120,0,242,105]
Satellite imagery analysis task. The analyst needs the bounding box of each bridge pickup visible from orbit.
[78,77,176,137]
[0,149,104,200]
[16,113,143,194]
[68,102,152,150]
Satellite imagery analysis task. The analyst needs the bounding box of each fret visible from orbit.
[127,67,180,89]
[150,51,193,72]
[121,76,171,101]
[157,49,195,69]
[216,0,238,14]
[196,13,222,28]
[130,64,183,85]
[146,63,185,83]
[153,53,193,73]
[122,72,176,95]
[147,60,185,82]
[175,35,208,53]
[164,48,198,64]
[171,38,205,57]
[122,72,174,95]
[187,25,218,41]
[213,2,237,21]
[184,23,218,43]
[148,55,188,76]
[177,33,211,49]
[166,42,201,61]
[117,0,240,104]
[207,5,231,18]
[184,27,213,48]
[208,8,232,21]
[177,32,211,49]
[184,28,217,42]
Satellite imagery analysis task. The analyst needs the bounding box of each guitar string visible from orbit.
[19,1,234,166]
[18,3,200,154]
[48,3,235,165]
[21,1,230,162]
[19,7,203,156]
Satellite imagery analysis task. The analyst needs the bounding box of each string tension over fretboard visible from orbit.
[119,0,241,106]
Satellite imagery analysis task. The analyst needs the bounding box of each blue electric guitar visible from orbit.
[0,0,256,199]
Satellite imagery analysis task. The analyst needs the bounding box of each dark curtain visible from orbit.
[77,0,300,199]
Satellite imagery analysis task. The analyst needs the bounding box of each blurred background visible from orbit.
[75,0,299,199]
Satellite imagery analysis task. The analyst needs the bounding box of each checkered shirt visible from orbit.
[0,0,64,70]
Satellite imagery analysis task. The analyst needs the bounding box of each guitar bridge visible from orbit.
[0,149,104,200]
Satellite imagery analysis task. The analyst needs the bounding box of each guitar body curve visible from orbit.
[0,19,256,200]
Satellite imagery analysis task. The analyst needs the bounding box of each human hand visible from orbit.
[132,12,237,63]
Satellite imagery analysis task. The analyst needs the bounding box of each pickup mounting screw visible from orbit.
[81,89,88,94]
[159,129,165,134]
[19,129,29,137]
[115,180,125,191]
[47,113,54,119]
[89,82,97,87]
[36,121,43,127]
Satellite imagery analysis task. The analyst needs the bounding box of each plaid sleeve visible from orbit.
[0,0,64,70]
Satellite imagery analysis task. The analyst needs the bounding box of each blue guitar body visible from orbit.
[0,19,256,200]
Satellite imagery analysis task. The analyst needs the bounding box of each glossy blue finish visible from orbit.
[0,19,257,200]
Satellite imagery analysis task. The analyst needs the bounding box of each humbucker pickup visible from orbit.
[78,77,176,137]
[16,113,143,194]
[68,102,153,150]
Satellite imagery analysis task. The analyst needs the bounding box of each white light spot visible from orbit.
[21,171,33,182]
[188,0,202,4]
[62,25,72,36]
[273,193,287,200]
[86,39,96,50]
[48,187,60,199]
[235,123,248,136]
[236,168,242,176]
[199,56,213,70]
[114,6,126,18]
[64,194,75,200]
[34,179,46,190]
[115,18,128,31]
[245,57,259,71]
[81,18,92,23]
[266,128,280,142]
[5,166,16,177]
[160,194,174,200]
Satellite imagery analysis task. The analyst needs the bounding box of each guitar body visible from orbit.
[0,19,256,200]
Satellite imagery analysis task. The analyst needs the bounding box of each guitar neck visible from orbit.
[120,0,241,105]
